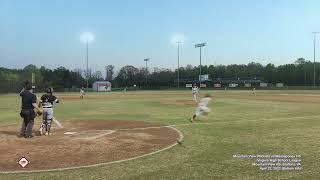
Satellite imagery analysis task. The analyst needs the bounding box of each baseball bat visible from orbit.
[53,117,64,129]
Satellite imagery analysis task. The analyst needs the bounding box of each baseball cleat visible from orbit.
[189,118,194,123]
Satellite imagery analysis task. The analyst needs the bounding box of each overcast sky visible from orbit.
[1,0,320,73]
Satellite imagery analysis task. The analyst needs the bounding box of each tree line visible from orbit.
[114,58,320,88]
[0,58,319,93]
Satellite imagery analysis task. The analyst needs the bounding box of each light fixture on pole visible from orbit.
[176,41,182,88]
[80,32,95,89]
[144,58,149,87]
[312,32,319,87]
[195,43,206,85]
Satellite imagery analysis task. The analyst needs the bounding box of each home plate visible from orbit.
[64,132,77,135]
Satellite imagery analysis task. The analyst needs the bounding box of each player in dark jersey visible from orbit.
[39,87,59,135]
[19,82,42,138]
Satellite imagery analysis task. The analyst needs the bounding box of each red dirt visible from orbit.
[0,120,179,172]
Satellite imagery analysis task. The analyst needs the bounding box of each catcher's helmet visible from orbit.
[46,87,53,94]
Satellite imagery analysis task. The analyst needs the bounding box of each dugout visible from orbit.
[92,81,112,92]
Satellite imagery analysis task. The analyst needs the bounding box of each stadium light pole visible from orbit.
[144,58,149,87]
[86,39,89,89]
[80,32,95,89]
[176,41,182,88]
[195,43,206,85]
[313,32,319,87]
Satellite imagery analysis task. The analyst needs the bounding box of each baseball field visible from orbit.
[0,90,319,179]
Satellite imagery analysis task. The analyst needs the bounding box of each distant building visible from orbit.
[92,81,112,92]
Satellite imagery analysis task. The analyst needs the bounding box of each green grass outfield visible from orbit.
[0,90,319,179]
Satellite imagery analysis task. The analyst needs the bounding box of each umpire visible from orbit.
[19,82,42,138]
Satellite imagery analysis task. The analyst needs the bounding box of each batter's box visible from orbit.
[65,130,115,140]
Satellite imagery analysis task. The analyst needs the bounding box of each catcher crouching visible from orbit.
[39,87,60,135]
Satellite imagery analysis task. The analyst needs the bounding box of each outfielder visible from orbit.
[192,84,199,102]
[80,87,85,99]
[39,87,59,135]
[190,94,212,122]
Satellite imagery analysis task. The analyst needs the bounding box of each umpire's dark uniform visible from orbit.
[19,84,37,138]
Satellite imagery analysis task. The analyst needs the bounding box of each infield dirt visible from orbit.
[0,120,179,172]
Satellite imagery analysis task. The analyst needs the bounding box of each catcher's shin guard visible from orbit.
[39,123,43,135]
[40,121,46,135]
[46,118,53,135]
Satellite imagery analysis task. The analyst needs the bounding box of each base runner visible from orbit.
[39,88,59,135]
[190,94,212,122]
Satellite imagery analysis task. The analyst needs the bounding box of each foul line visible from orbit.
[169,114,320,127]
[112,114,320,130]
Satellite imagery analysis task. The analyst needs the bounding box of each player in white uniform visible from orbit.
[192,84,199,102]
[39,88,59,135]
[80,87,85,99]
[123,86,127,93]
[252,87,256,96]
[190,94,212,122]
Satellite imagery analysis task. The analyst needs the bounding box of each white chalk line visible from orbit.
[0,126,183,174]
[72,130,116,141]
[170,114,320,127]
[64,132,77,135]
[1,114,319,174]
[115,126,166,131]
[112,114,320,130]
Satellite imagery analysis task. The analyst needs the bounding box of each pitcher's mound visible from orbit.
[0,120,180,172]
